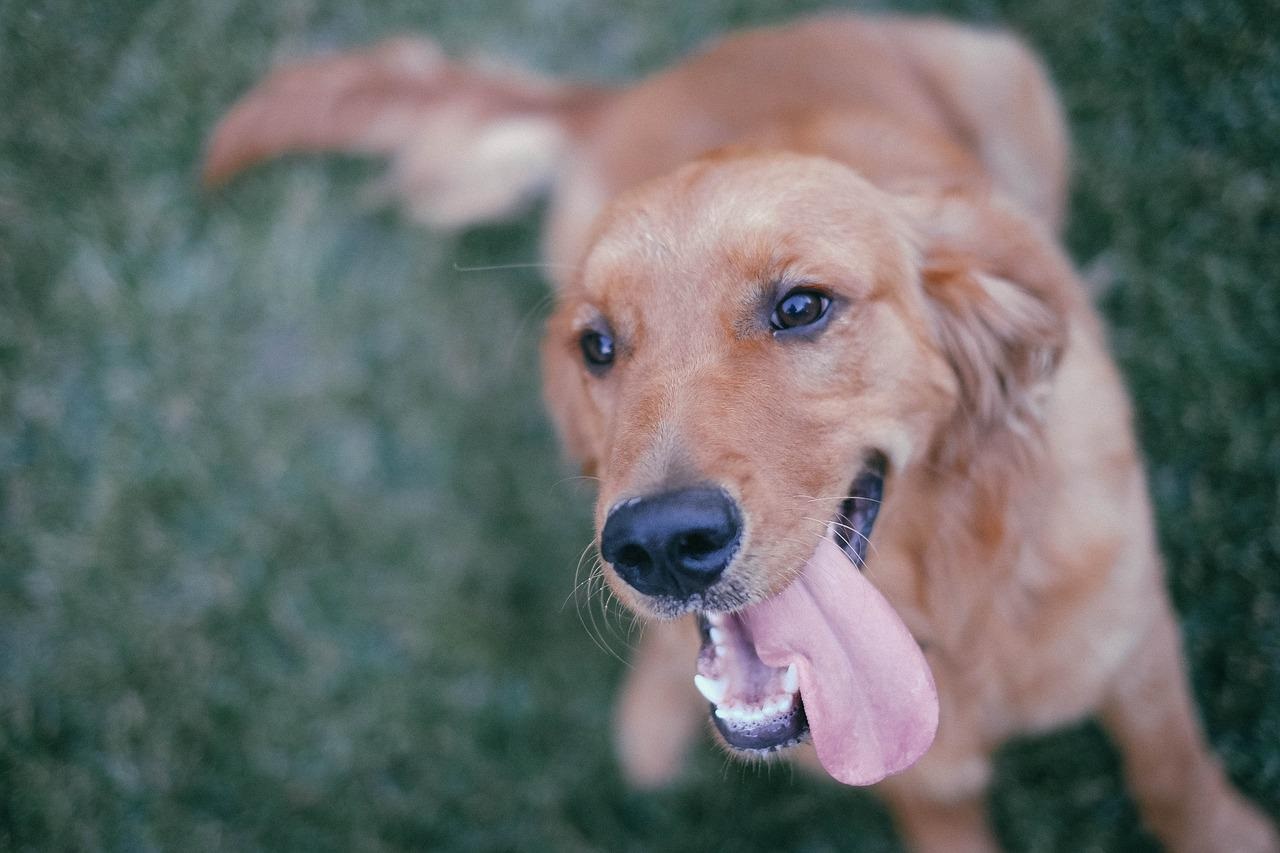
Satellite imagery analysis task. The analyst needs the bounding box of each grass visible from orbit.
[2,0,1277,849]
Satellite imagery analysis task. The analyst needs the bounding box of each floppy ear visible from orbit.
[922,252,1064,434]
[905,193,1073,450]
[203,37,604,228]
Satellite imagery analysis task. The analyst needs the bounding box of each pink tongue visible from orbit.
[738,535,938,785]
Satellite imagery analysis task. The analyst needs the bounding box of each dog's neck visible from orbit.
[875,396,1059,658]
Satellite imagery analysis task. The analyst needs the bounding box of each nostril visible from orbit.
[615,543,651,570]
[675,530,721,559]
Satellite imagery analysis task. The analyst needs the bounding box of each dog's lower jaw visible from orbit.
[712,705,810,756]
[697,611,809,753]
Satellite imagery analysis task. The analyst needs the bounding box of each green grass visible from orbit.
[2,0,1277,849]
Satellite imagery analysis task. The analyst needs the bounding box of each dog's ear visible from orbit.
[203,37,603,228]
[903,192,1074,451]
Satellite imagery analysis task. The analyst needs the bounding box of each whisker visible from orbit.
[801,514,878,559]
[566,539,634,667]
[452,261,578,273]
[599,582,633,647]
[797,516,872,572]
[563,539,600,611]
[571,548,623,662]
[549,474,602,493]
[587,558,633,665]
[790,493,882,505]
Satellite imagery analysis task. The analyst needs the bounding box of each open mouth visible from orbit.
[694,455,884,754]
[696,609,809,752]
[690,454,938,785]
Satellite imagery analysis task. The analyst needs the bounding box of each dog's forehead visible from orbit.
[579,155,906,314]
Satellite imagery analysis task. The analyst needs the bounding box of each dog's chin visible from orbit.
[691,454,886,757]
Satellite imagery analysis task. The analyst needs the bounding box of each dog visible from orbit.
[204,13,1278,851]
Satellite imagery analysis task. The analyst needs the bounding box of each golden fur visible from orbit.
[206,14,1277,852]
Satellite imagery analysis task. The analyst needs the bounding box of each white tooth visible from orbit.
[709,626,726,645]
[782,663,799,694]
[714,644,728,659]
[694,674,728,704]
[715,704,740,721]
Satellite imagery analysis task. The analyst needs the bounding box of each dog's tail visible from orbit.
[202,37,608,228]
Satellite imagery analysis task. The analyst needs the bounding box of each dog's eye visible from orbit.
[771,289,831,332]
[580,329,615,369]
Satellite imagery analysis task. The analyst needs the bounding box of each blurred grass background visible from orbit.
[2,0,1277,849]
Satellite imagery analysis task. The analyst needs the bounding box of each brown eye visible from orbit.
[580,329,615,370]
[771,289,831,331]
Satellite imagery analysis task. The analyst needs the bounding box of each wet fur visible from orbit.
[206,14,1277,852]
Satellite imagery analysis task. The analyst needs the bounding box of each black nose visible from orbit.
[600,487,742,598]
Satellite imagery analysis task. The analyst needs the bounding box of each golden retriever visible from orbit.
[205,14,1278,852]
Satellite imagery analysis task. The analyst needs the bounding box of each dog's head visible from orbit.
[542,152,1068,783]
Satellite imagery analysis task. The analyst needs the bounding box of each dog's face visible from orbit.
[546,154,964,617]
[542,153,1066,779]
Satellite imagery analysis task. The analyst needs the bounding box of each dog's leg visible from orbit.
[880,786,998,853]
[1100,599,1279,852]
[878,663,1000,853]
[613,616,704,788]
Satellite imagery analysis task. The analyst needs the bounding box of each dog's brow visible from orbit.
[568,300,602,328]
